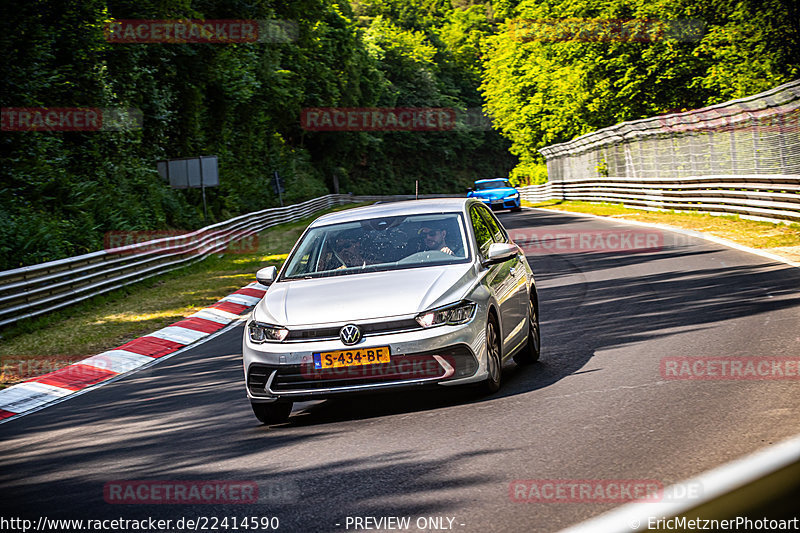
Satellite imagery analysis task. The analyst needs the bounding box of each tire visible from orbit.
[511,205,522,212]
[251,401,292,425]
[514,293,541,365]
[480,318,502,394]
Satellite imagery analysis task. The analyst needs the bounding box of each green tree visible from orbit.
[480,0,800,182]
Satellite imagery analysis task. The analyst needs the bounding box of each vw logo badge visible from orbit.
[339,324,362,346]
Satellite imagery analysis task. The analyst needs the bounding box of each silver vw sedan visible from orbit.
[242,198,540,424]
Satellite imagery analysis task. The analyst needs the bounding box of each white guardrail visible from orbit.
[0,193,460,330]
[0,194,355,329]
[519,176,800,224]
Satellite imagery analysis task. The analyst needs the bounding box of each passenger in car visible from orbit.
[418,224,454,255]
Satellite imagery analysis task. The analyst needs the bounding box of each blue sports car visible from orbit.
[467,179,522,212]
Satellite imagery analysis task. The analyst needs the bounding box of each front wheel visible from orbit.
[514,294,541,365]
[251,401,292,425]
[480,318,502,394]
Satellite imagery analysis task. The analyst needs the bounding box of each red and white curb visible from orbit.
[0,281,268,424]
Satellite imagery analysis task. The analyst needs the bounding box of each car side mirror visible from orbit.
[255,266,277,286]
[484,242,517,266]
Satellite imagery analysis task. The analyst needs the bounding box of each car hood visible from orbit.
[253,264,476,326]
[470,187,517,200]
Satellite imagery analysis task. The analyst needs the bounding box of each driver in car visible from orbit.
[333,233,366,269]
[419,224,454,255]
[318,230,367,271]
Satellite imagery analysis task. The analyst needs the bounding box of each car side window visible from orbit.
[478,208,507,243]
[470,206,494,257]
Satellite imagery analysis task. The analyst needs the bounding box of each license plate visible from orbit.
[313,346,391,369]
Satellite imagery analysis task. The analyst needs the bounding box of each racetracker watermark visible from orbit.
[104,19,297,43]
[509,480,703,503]
[661,356,800,380]
[658,106,800,135]
[301,107,458,132]
[0,516,280,532]
[104,231,258,255]
[458,108,494,131]
[1,355,158,391]
[507,18,705,43]
[300,354,457,382]
[1,107,143,132]
[510,229,663,254]
[104,481,258,504]
[1,356,83,382]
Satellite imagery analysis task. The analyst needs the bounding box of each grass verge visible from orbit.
[523,200,800,262]
[0,202,369,388]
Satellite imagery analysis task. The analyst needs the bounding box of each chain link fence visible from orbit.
[540,79,800,180]
[527,80,800,223]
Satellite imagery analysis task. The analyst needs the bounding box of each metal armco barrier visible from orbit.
[518,175,800,224]
[0,193,461,329]
[0,194,356,329]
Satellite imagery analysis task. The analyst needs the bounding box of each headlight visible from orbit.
[415,301,476,328]
[508,192,519,199]
[248,321,289,343]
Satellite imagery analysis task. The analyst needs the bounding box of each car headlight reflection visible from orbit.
[248,322,289,343]
[415,301,477,328]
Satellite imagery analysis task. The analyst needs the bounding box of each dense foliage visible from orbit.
[1,0,797,269]
[482,0,800,181]
[0,0,513,269]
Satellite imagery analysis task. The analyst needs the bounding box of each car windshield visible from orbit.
[475,180,512,190]
[281,213,470,279]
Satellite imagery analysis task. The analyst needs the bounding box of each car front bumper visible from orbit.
[243,315,488,402]
[477,196,520,210]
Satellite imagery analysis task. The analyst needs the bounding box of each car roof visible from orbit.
[311,198,475,227]
[474,178,509,184]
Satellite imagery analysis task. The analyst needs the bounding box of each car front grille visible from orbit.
[283,318,422,342]
[247,345,477,396]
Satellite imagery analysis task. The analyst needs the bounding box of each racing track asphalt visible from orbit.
[1,208,799,532]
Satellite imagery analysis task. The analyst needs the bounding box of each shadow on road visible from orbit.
[2,209,799,526]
